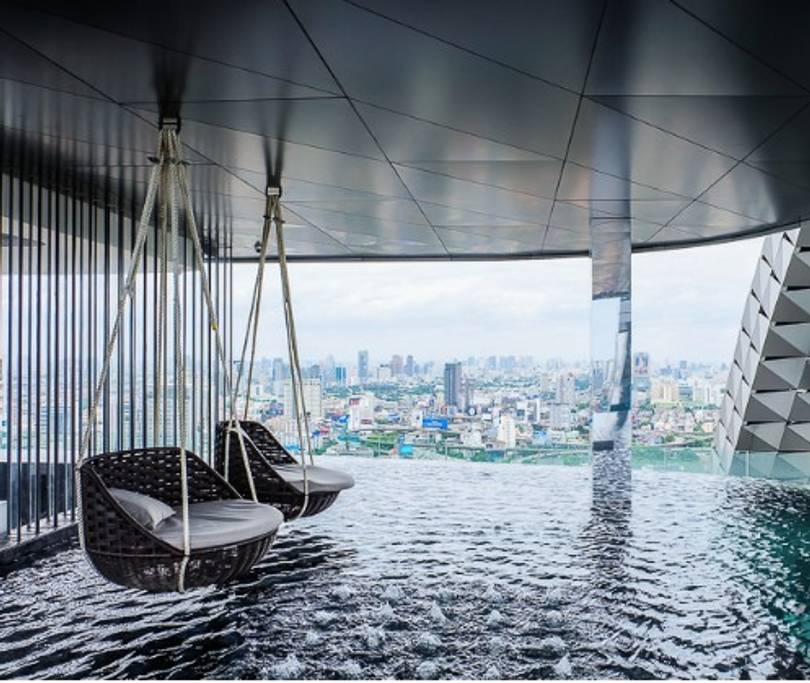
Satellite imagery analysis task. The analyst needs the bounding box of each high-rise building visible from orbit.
[444,362,463,408]
[358,350,369,383]
[497,413,517,448]
[272,357,286,381]
[557,373,576,404]
[390,354,404,376]
[633,351,651,391]
[335,366,347,386]
[651,378,679,404]
[463,378,474,412]
[348,394,374,431]
[283,378,324,421]
[405,354,415,377]
[549,403,572,430]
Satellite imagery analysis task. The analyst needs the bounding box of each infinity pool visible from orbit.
[1,455,808,679]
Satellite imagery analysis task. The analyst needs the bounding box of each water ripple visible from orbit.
[0,456,808,678]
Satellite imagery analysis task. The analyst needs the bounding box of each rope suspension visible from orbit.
[223,186,312,518]
[75,122,243,591]
[273,193,312,516]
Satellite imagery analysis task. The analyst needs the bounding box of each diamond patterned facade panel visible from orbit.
[715,225,810,481]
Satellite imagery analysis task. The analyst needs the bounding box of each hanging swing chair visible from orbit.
[76,122,283,592]
[214,419,354,520]
[214,187,354,521]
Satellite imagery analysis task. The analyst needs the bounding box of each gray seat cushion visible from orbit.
[154,500,283,551]
[273,464,355,494]
[109,487,176,530]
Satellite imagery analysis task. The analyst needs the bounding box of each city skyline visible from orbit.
[230,236,764,365]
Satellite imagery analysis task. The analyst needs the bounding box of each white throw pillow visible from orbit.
[109,487,176,530]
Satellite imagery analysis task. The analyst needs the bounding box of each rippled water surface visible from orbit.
[1,456,809,679]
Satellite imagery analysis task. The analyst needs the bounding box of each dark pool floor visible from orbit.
[1,456,809,679]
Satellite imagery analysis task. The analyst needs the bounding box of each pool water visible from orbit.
[0,455,808,679]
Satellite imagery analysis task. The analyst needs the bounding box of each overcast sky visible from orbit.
[231,236,764,368]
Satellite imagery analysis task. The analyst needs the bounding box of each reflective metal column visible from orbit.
[590,217,632,452]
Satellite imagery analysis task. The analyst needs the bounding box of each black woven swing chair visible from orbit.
[80,447,283,592]
[214,420,355,521]
[210,188,354,522]
[76,125,284,593]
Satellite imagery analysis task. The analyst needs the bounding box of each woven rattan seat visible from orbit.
[80,447,281,592]
[214,420,354,520]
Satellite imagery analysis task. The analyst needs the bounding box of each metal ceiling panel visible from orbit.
[355,103,549,163]
[565,198,690,226]
[0,29,100,98]
[287,205,442,248]
[394,160,561,199]
[288,0,580,157]
[417,202,541,228]
[2,5,329,105]
[698,164,810,226]
[437,226,543,256]
[556,162,686,202]
[19,0,341,94]
[669,201,763,235]
[136,98,385,160]
[568,99,737,199]
[588,95,808,160]
[586,0,803,95]
[156,116,410,199]
[0,81,201,166]
[543,226,592,252]
[348,0,602,92]
[630,219,664,242]
[746,162,810,194]
[285,198,428,226]
[2,0,808,259]
[675,0,810,92]
[395,165,554,226]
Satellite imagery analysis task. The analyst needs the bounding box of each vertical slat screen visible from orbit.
[0,165,231,548]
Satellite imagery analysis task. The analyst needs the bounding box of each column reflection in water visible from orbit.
[590,217,632,494]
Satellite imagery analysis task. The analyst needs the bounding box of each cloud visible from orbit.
[232,235,763,366]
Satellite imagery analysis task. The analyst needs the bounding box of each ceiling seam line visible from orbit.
[120,104,392,164]
[0,75,113,103]
[0,26,121,105]
[340,0,580,97]
[223,166,413,202]
[646,99,810,242]
[392,162,558,202]
[582,95,753,162]
[668,0,810,96]
[349,98,566,160]
[284,204,434,228]
[8,0,344,98]
[540,0,609,252]
[281,204,361,255]
[281,0,451,256]
[290,197,547,229]
[121,96,346,105]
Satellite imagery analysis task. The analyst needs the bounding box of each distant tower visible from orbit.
[358,350,369,383]
[444,362,462,408]
[633,352,650,391]
[715,226,810,481]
